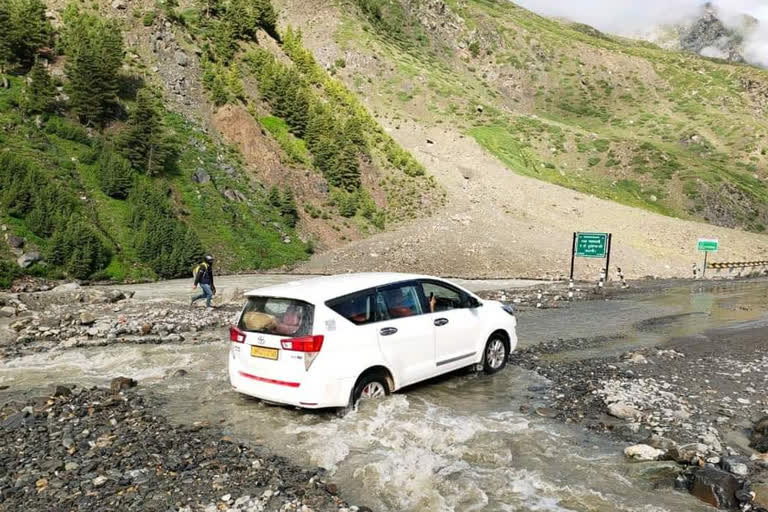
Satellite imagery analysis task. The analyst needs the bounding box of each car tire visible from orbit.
[482,334,509,374]
[351,371,390,407]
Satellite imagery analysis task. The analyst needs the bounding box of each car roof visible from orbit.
[244,272,435,303]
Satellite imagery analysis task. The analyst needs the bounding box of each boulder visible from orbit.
[608,402,642,420]
[107,290,126,303]
[751,416,768,452]
[17,252,41,269]
[52,282,81,293]
[0,306,16,318]
[174,50,188,67]
[79,312,96,325]
[624,444,664,461]
[6,235,24,249]
[721,456,750,476]
[192,169,210,184]
[110,377,137,393]
[689,467,741,509]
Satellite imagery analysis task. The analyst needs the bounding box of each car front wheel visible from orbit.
[482,335,508,374]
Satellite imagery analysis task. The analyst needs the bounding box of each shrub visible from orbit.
[142,11,156,26]
[44,117,90,144]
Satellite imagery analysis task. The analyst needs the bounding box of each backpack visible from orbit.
[192,261,208,279]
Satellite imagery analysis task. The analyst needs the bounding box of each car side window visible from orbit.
[326,292,375,325]
[377,284,424,319]
[421,281,464,313]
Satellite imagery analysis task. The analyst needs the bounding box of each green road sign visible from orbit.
[697,239,719,252]
[576,232,608,258]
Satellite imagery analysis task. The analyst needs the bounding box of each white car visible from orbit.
[228,273,517,409]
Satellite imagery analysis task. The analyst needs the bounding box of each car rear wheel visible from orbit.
[483,335,508,374]
[351,371,390,407]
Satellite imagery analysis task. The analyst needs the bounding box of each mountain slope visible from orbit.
[0,0,441,285]
[271,0,768,278]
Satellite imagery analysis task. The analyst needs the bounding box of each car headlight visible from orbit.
[501,303,515,316]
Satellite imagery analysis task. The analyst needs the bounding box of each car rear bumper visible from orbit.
[228,358,353,409]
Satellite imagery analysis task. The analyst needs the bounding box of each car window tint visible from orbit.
[422,282,464,313]
[327,293,375,325]
[239,297,313,336]
[378,284,423,319]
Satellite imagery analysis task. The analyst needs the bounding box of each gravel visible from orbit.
[0,386,359,511]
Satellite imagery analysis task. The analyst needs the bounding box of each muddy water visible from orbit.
[3,281,768,511]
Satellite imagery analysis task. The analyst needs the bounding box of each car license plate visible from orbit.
[251,346,278,360]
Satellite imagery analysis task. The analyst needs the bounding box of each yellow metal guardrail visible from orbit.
[708,261,768,269]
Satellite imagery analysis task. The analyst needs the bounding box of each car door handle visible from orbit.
[434,318,449,327]
[380,327,398,336]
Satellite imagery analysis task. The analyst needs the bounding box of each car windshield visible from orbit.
[238,296,314,337]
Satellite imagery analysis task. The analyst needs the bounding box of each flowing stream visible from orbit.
[2,280,768,511]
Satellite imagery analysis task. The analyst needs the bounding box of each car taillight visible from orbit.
[281,335,324,371]
[281,335,324,352]
[230,325,246,343]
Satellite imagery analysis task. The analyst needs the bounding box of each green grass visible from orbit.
[258,116,310,165]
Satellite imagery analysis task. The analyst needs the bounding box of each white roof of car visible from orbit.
[245,272,433,303]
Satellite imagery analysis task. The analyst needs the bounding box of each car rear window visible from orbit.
[326,292,375,325]
[238,297,314,337]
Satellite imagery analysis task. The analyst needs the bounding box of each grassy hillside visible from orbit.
[297,0,768,232]
[0,74,308,284]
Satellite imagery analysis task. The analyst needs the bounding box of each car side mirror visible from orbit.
[467,297,482,309]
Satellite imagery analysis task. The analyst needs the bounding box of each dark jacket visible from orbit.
[194,262,214,287]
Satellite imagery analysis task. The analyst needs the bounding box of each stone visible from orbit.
[79,312,96,325]
[110,377,137,393]
[17,251,41,268]
[644,435,678,451]
[628,353,647,364]
[141,323,153,335]
[326,483,338,495]
[107,290,126,303]
[700,432,722,453]
[0,306,15,317]
[6,235,24,249]
[171,369,188,377]
[534,407,560,418]
[689,467,741,509]
[92,475,108,487]
[624,444,664,461]
[52,282,81,293]
[608,402,642,420]
[111,0,126,8]
[64,462,79,471]
[193,169,211,184]
[721,456,750,476]
[175,50,188,67]
[53,385,72,397]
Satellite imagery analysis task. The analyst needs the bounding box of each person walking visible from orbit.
[191,254,216,309]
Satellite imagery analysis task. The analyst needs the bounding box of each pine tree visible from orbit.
[333,143,361,191]
[0,0,11,87]
[268,184,281,207]
[253,0,278,39]
[65,13,123,125]
[280,188,299,227]
[119,89,176,175]
[20,59,55,115]
[47,227,71,266]
[8,0,51,67]
[98,145,134,199]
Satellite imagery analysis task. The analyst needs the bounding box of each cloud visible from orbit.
[513,0,768,67]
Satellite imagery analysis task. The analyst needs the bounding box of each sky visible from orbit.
[513,0,768,66]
